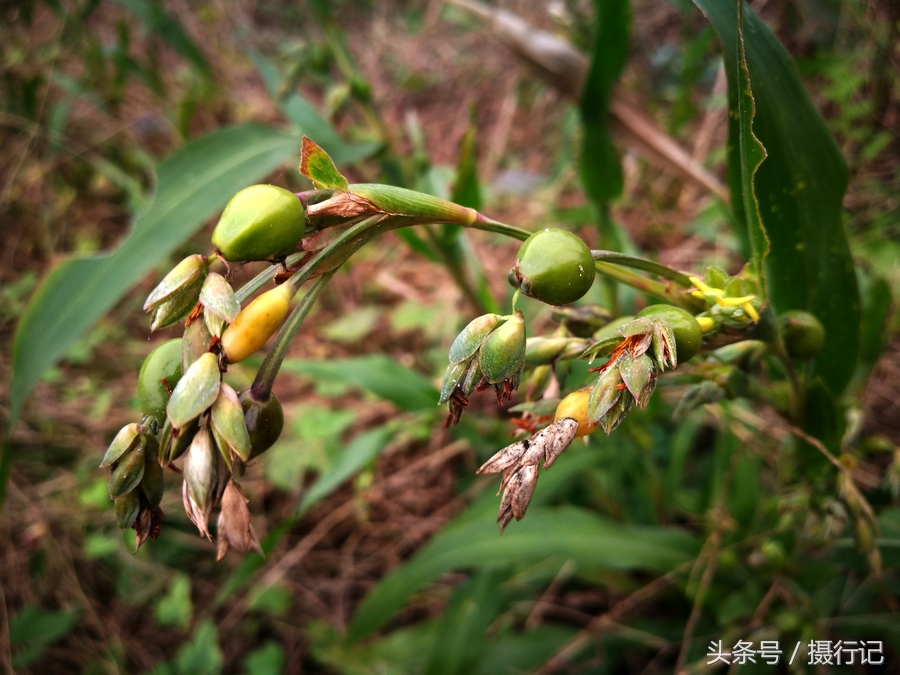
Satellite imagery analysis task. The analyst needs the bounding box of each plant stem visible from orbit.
[592,250,694,287]
[594,261,705,312]
[470,214,531,240]
[250,271,335,401]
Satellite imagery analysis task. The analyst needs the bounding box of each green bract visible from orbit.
[212,184,306,262]
[636,304,703,362]
[138,339,184,424]
[510,228,595,306]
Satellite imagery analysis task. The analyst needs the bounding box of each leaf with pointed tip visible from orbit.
[695,0,859,398]
[299,136,348,190]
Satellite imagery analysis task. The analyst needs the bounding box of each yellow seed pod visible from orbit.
[554,387,600,437]
[220,284,293,364]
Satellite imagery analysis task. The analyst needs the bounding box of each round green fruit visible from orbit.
[637,304,703,362]
[240,390,285,460]
[138,339,183,424]
[212,185,306,263]
[778,310,825,360]
[511,229,595,306]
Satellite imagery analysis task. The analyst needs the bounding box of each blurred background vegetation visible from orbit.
[1,0,898,673]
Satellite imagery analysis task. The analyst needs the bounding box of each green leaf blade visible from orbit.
[695,0,860,397]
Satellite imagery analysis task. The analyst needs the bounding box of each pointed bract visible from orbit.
[166,352,221,430]
[448,314,504,363]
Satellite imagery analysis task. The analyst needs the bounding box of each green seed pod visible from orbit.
[511,229,595,306]
[778,310,825,360]
[480,311,526,385]
[109,443,146,499]
[636,304,703,362]
[212,185,306,263]
[138,340,184,424]
[239,390,285,460]
[115,490,141,529]
[220,284,293,364]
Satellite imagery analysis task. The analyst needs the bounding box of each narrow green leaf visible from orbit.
[296,426,394,516]
[578,0,630,206]
[10,124,300,427]
[733,0,769,294]
[349,506,697,640]
[695,0,860,397]
[423,569,505,675]
[299,136,349,190]
[280,356,439,413]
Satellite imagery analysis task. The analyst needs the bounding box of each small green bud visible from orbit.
[448,314,504,364]
[480,310,526,386]
[181,317,213,370]
[199,273,239,329]
[618,354,654,403]
[109,443,145,499]
[141,439,165,506]
[100,423,141,468]
[115,490,141,529]
[212,185,306,262]
[588,365,623,426]
[211,383,252,464]
[778,310,825,360]
[144,255,208,330]
[166,352,221,431]
[138,340,183,425]
[182,427,221,539]
[511,229,595,306]
[159,417,199,465]
[240,390,284,460]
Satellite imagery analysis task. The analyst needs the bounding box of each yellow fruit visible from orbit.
[220,285,293,363]
[554,387,600,437]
